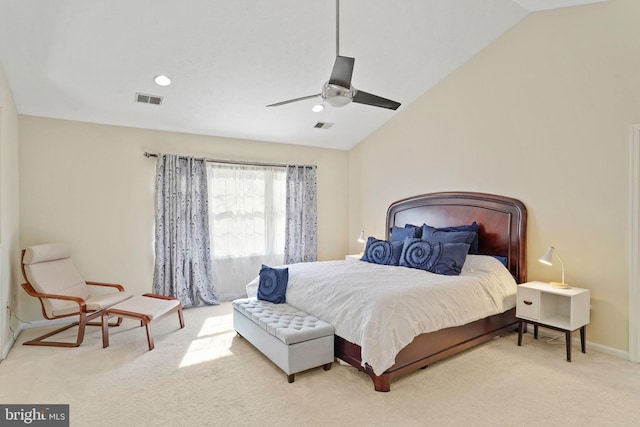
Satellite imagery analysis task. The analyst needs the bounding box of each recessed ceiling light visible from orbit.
[154,75,171,86]
[311,104,324,112]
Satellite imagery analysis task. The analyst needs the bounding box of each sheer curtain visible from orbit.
[207,163,286,300]
[153,154,218,308]
[284,165,317,264]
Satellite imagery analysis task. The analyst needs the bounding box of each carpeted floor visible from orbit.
[1,302,638,427]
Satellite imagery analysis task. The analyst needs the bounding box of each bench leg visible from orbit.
[287,374,295,383]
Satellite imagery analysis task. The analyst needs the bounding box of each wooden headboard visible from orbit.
[385,192,527,283]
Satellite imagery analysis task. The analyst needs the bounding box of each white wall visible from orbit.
[348,0,639,352]
[18,116,348,321]
[0,62,20,358]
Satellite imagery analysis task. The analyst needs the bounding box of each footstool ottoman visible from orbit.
[101,293,184,351]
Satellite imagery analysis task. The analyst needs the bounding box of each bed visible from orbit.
[248,192,527,391]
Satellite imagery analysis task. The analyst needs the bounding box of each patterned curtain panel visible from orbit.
[284,165,317,264]
[153,154,218,308]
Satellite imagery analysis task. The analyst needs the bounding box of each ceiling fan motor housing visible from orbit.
[322,82,354,107]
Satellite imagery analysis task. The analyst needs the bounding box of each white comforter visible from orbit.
[246,255,517,375]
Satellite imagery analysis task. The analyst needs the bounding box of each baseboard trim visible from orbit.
[18,317,76,330]
[525,327,630,361]
[1,333,16,360]
[1,318,77,360]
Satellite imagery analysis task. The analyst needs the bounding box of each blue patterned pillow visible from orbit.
[257,265,289,304]
[421,224,477,251]
[361,237,402,266]
[390,224,421,242]
[400,238,470,276]
[399,238,441,271]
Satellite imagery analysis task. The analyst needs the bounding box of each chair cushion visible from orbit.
[23,243,90,317]
[23,243,132,318]
[25,258,90,317]
[50,290,133,317]
[104,295,176,320]
[23,243,72,264]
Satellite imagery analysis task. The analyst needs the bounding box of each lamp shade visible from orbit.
[538,246,555,266]
[357,230,365,243]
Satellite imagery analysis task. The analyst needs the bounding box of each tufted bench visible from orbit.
[232,298,334,383]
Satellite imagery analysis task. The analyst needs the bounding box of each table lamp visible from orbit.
[357,230,366,253]
[538,246,569,288]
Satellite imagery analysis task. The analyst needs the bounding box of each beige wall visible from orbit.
[0,62,20,358]
[10,0,639,356]
[18,116,348,320]
[349,0,639,352]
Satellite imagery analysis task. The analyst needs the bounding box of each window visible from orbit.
[206,163,286,300]
[207,163,286,258]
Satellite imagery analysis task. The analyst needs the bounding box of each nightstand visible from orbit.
[516,281,590,361]
[345,254,363,260]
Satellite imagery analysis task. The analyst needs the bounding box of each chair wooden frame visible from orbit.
[20,249,126,347]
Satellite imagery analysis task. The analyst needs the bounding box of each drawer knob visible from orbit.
[523,300,533,305]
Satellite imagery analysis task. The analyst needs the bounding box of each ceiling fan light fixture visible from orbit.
[322,83,353,107]
[325,95,351,107]
[153,74,171,86]
[311,104,325,112]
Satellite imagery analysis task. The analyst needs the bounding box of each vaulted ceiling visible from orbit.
[0,0,605,150]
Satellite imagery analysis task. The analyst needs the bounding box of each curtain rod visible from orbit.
[143,152,316,169]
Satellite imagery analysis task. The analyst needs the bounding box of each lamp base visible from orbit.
[550,281,570,289]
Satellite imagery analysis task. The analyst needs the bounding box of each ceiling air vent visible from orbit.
[314,122,334,130]
[135,92,163,105]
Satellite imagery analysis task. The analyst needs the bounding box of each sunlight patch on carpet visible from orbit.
[179,314,234,367]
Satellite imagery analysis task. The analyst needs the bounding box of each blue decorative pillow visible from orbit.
[390,224,421,242]
[421,224,477,251]
[399,238,442,271]
[429,243,471,276]
[425,222,479,254]
[257,265,289,304]
[400,238,470,276]
[361,237,403,266]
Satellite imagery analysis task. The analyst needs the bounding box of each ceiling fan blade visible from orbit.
[329,56,355,88]
[267,94,321,107]
[352,90,401,110]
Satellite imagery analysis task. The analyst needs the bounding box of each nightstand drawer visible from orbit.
[516,287,540,320]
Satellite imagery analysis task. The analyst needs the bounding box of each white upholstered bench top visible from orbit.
[232,298,334,345]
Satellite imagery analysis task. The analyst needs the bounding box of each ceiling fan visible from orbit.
[266,0,401,111]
